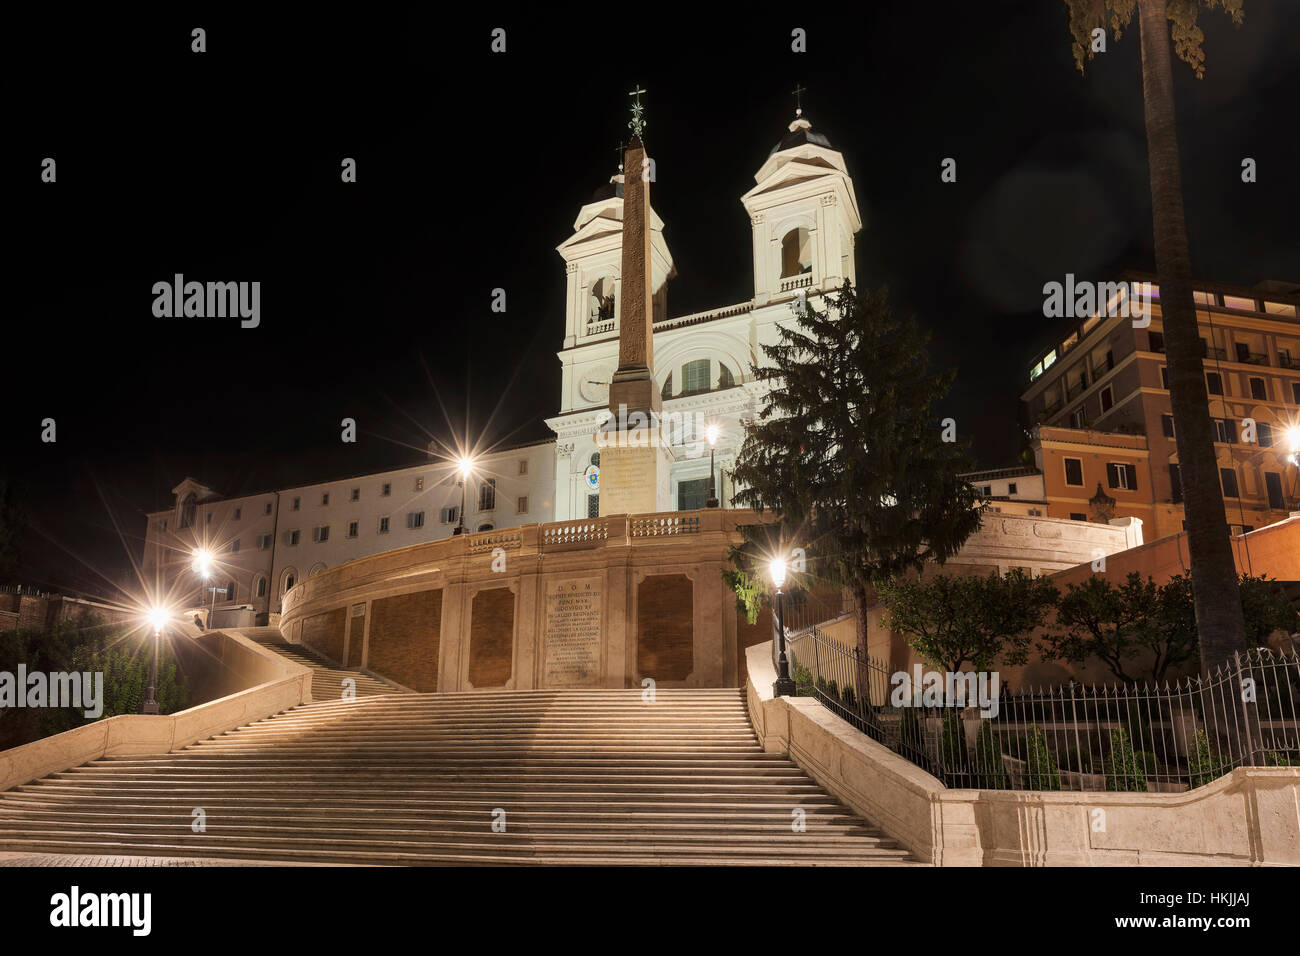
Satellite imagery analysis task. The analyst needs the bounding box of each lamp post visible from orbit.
[705,424,720,508]
[453,457,474,536]
[770,558,796,697]
[141,607,169,714]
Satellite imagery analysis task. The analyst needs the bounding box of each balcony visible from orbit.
[1066,379,1088,401]
[1238,351,1269,366]
[779,274,814,293]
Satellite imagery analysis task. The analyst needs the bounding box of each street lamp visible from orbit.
[141,607,169,714]
[1285,426,1300,467]
[705,424,720,508]
[453,456,474,536]
[770,558,796,697]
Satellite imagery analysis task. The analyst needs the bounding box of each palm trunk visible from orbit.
[1137,0,1246,670]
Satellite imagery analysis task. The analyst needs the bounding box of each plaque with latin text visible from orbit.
[543,577,603,686]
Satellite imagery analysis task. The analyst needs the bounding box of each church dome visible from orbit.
[769,116,832,157]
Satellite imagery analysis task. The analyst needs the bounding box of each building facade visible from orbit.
[142,112,862,621]
[1020,275,1300,540]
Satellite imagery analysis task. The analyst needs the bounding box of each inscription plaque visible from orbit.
[543,577,603,686]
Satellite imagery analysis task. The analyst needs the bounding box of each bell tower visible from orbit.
[741,100,862,307]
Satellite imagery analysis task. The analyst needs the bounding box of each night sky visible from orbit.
[6,3,1299,597]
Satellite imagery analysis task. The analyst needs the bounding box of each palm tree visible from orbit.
[1062,0,1248,671]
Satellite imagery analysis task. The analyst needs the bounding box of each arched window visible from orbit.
[308,562,327,578]
[780,228,812,278]
[589,277,616,329]
[179,493,197,529]
[477,523,495,532]
[682,359,710,395]
[661,372,673,400]
[280,568,297,597]
[255,576,268,598]
[224,580,236,603]
[718,364,735,388]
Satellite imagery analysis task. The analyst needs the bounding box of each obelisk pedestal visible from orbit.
[598,136,672,517]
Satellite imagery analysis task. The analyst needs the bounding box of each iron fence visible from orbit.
[781,618,1300,793]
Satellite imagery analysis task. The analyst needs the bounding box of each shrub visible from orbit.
[937,710,969,772]
[1104,728,1147,792]
[1187,729,1222,788]
[1024,724,1062,791]
[1263,750,1300,767]
[840,685,857,710]
[793,665,815,697]
[826,679,840,700]
[973,720,1009,789]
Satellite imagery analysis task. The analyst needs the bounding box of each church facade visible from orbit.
[140,114,861,619]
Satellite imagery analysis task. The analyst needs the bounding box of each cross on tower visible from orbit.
[628,85,647,138]
[792,82,807,117]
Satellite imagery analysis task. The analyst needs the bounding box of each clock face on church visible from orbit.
[579,370,610,405]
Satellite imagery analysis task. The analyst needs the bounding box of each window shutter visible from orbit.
[1124,464,1137,491]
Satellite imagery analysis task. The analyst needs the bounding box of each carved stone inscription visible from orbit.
[543,577,603,686]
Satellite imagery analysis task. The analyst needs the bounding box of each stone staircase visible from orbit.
[238,626,400,701]
[0,633,918,865]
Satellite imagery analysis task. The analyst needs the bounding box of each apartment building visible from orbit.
[1020,274,1300,540]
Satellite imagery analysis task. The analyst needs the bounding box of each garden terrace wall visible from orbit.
[746,642,1300,866]
[278,509,764,691]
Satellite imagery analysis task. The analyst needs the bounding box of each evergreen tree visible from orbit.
[730,281,983,661]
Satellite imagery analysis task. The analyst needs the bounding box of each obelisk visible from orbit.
[597,88,672,517]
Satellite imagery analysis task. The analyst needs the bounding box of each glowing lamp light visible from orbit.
[770,558,787,590]
[1285,426,1300,454]
[458,457,475,478]
[146,607,170,635]
[191,548,213,576]
[706,424,720,447]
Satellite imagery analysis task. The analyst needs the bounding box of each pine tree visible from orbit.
[731,281,984,662]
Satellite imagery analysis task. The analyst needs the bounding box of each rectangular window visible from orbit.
[265,502,273,515]
[1148,331,1165,353]
[1106,462,1138,491]
[408,511,425,529]
[1220,467,1239,498]
[1265,472,1285,511]
[257,534,272,550]
[518,460,528,476]
[1161,414,1175,438]
[1213,419,1230,443]
[347,521,358,538]
[1099,385,1114,412]
[981,485,992,497]
[284,530,300,547]
[440,507,458,524]
[382,483,392,497]
[1294,382,1300,404]
[292,497,301,511]
[1069,513,1086,522]
[478,478,497,512]
[516,496,528,514]
[1259,422,1274,447]
[230,539,241,553]
[1206,372,1224,395]
[313,525,330,543]
[1160,366,1169,389]
[378,516,390,534]
[1169,464,1183,503]
[234,507,241,521]
[1249,377,1266,400]
[1008,482,1017,495]
[677,476,711,511]
[1064,458,1084,487]
[350,488,360,502]
[322,492,330,506]
[1070,408,1086,429]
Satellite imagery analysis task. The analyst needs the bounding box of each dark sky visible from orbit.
[6,3,1299,596]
